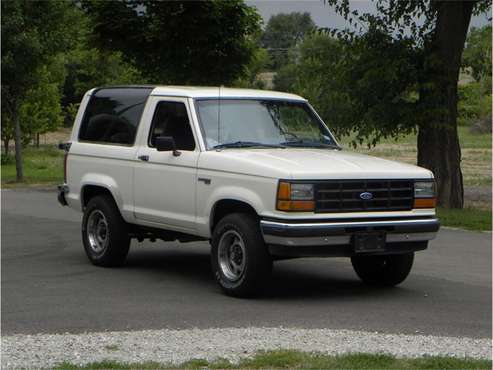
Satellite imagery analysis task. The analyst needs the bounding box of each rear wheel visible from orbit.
[211,213,272,297]
[351,253,414,286]
[82,195,130,267]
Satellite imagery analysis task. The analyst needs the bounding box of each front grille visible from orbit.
[315,180,414,213]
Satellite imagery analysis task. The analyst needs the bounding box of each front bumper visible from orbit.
[261,217,440,257]
[57,184,69,206]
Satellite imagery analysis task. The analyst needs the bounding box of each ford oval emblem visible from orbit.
[360,192,373,200]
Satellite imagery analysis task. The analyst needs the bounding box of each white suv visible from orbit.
[58,86,439,297]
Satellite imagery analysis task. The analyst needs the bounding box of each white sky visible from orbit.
[246,0,492,30]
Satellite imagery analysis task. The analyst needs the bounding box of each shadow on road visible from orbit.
[123,246,403,300]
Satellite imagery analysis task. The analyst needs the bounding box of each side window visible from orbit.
[78,88,152,145]
[149,101,196,151]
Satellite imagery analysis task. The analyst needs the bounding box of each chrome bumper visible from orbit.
[261,217,440,248]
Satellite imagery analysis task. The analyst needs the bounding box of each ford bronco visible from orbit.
[58,86,439,297]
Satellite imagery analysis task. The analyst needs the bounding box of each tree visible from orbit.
[81,0,261,85]
[1,0,82,181]
[62,48,147,124]
[323,0,491,208]
[462,25,492,82]
[261,12,316,69]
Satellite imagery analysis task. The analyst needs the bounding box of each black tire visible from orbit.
[82,194,130,267]
[351,252,414,287]
[211,213,272,297]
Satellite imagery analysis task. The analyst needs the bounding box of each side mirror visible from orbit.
[155,136,181,156]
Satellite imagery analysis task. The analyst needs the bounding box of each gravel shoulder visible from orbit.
[2,327,491,369]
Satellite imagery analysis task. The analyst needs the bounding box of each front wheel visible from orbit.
[211,213,272,297]
[351,252,414,286]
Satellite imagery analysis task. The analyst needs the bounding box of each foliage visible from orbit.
[1,0,84,179]
[81,0,261,85]
[458,82,492,126]
[62,48,147,111]
[233,47,271,89]
[261,12,316,69]
[274,31,418,147]
[462,25,492,82]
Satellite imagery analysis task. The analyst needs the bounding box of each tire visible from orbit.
[82,194,130,267]
[211,213,272,297]
[351,252,414,287]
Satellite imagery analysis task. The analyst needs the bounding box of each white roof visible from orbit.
[150,86,306,101]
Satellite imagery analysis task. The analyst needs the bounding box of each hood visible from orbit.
[199,148,433,180]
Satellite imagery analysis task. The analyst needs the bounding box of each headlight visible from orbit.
[290,183,314,200]
[414,180,436,208]
[277,181,315,212]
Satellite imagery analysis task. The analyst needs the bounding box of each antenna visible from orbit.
[217,85,221,145]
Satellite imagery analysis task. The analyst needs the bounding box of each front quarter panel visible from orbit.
[195,153,279,237]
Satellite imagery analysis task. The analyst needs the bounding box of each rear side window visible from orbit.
[78,88,152,145]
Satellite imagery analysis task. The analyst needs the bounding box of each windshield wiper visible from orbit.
[281,140,341,150]
[213,141,286,149]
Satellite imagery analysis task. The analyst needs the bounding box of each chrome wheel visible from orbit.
[86,209,109,255]
[218,230,246,282]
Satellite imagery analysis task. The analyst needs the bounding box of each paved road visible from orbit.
[2,189,491,338]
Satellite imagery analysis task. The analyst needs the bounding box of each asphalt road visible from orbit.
[2,189,491,338]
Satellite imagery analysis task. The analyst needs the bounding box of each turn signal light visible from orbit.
[413,198,437,208]
[277,200,315,211]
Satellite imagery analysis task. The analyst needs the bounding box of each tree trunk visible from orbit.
[13,108,23,182]
[4,138,10,156]
[36,132,40,148]
[417,1,474,208]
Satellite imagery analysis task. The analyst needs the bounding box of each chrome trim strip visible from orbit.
[261,218,439,230]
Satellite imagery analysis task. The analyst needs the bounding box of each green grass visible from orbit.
[52,350,492,370]
[438,207,492,231]
[1,145,63,187]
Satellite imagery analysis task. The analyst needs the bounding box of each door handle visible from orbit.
[138,155,149,162]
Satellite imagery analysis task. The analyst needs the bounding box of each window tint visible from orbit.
[78,88,152,145]
[149,101,195,151]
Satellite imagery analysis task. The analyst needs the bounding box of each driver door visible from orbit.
[133,97,199,232]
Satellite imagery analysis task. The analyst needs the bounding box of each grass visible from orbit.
[1,145,63,187]
[52,350,492,370]
[437,207,492,232]
[338,126,492,188]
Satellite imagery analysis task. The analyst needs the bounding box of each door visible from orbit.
[133,97,199,232]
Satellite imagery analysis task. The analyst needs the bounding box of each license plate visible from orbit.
[353,233,386,253]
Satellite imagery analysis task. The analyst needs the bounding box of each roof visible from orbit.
[149,86,306,101]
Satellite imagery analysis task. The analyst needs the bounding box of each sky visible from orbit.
[246,0,492,30]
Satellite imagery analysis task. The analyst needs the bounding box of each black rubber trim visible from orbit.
[269,241,428,258]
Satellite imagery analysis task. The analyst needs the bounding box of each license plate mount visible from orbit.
[352,232,386,253]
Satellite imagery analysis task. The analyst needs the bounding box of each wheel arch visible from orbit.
[210,198,258,234]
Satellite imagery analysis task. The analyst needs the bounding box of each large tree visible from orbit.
[1,0,82,181]
[261,12,316,69]
[324,0,491,208]
[81,0,261,85]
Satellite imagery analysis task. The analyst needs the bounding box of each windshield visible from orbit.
[195,99,338,150]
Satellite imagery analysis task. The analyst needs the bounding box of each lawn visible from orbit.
[1,145,64,187]
[437,207,492,231]
[53,350,491,370]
